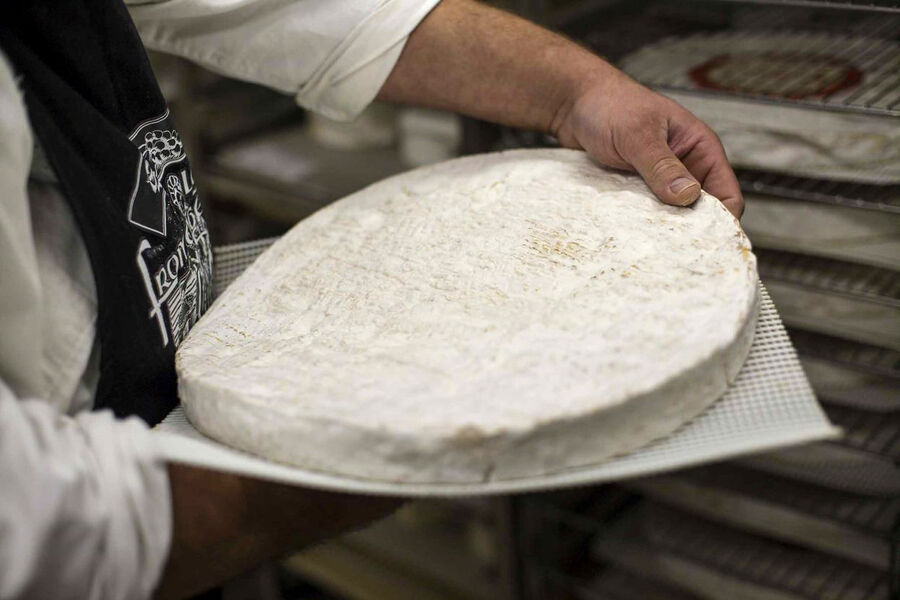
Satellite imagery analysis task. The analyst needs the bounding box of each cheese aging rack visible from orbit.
[488,1,900,599]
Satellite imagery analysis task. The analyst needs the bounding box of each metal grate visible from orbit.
[756,248,900,307]
[212,237,279,297]
[712,1,900,12]
[789,329,900,378]
[607,3,900,116]
[825,404,900,459]
[743,442,900,496]
[647,464,900,536]
[592,502,891,600]
[738,169,900,213]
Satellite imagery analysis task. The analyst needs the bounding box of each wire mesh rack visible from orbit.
[756,249,900,307]
[738,170,900,213]
[825,404,900,459]
[502,3,900,599]
[789,329,900,378]
[743,441,900,496]
[514,489,897,598]
[588,502,892,600]
[756,250,900,350]
[708,1,900,12]
[563,1,900,116]
[636,464,900,539]
[625,468,896,569]
[212,236,279,296]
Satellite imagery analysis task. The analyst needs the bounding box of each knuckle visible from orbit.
[650,155,684,180]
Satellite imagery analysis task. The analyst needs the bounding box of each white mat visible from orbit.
[153,242,839,497]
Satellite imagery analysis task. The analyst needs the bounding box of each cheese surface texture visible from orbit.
[177,149,758,483]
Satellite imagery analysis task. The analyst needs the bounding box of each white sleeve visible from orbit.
[0,53,172,600]
[0,379,172,600]
[127,0,442,121]
[0,50,43,399]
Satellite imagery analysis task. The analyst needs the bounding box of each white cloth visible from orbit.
[128,0,440,121]
[0,1,438,598]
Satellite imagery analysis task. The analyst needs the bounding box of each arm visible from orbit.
[128,0,740,216]
[157,466,399,599]
[0,382,171,600]
[0,379,397,600]
[378,0,744,217]
[0,45,396,600]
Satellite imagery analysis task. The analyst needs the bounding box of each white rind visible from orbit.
[177,149,759,483]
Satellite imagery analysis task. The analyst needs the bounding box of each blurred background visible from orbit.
[152,0,900,598]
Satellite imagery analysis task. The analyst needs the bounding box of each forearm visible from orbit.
[378,0,743,216]
[0,386,170,600]
[156,464,401,599]
[377,0,616,138]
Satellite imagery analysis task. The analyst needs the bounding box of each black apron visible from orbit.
[0,0,213,425]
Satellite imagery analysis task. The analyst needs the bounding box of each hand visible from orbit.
[157,464,401,599]
[378,0,742,217]
[554,73,744,218]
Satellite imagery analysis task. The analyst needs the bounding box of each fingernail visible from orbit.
[669,178,700,205]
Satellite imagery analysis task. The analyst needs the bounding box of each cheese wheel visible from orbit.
[177,149,758,483]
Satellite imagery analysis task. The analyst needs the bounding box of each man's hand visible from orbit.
[553,73,744,217]
[378,0,744,218]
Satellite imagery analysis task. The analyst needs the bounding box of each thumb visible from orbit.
[628,140,701,207]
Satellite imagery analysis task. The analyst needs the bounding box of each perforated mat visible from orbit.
[154,239,839,496]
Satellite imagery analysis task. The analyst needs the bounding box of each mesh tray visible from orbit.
[153,241,837,497]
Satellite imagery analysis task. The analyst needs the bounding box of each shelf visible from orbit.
[626,465,898,568]
[763,282,900,351]
[825,404,900,459]
[742,194,900,271]
[754,248,900,350]
[758,249,900,305]
[741,441,900,496]
[591,502,891,600]
[706,1,900,13]
[285,542,476,600]
[339,504,501,600]
[204,123,410,225]
[565,1,900,116]
[739,171,900,214]
[789,329,900,379]
[533,564,704,600]
[799,354,900,412]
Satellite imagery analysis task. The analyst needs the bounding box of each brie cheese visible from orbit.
[177,149,758,483]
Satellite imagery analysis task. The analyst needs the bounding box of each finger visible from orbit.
[625,134,701,208]
[679,131,744,219]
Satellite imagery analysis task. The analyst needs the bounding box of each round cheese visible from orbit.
[177,149,758,483]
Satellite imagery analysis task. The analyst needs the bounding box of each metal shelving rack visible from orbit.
[498,0,900,598]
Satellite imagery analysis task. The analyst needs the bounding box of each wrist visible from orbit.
[549,55,630,148]
[547,51,612,138]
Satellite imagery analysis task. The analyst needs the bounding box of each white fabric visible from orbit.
[0,381,171,600]
[128,0,441,121]
[0,1,435,597]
